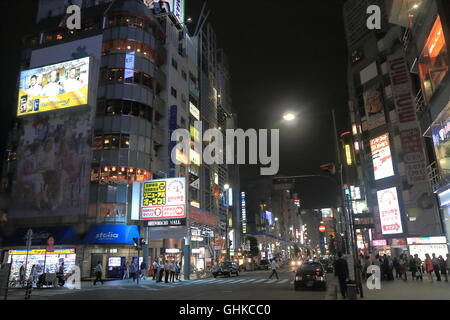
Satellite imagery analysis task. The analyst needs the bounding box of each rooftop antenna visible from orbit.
[194,2,210,37]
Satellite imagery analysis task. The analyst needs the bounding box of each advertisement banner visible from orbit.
[363,85,386,130]
[17,57,90,116]
[370,133,395,180]
[10,110,93,218]
[377,187,404,235]
[140,178,186,220]
[400,128,427,184]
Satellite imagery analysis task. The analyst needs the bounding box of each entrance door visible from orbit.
[91,254,104,277]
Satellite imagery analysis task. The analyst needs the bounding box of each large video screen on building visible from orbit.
[377,187,404,235]
[17,57,90,116]
[370,133,395,180]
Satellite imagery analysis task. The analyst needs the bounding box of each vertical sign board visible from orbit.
[241,192,247,234]
[370,133,395,180]
[169,105,178,177]
[388,51,438,235]
[377,187,404,235]
[140,178,186,224]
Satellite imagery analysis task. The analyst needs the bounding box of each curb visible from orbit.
[325,278,338,300]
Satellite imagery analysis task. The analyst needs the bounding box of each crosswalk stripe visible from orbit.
[277,279,289,284]
[228,279,247,283]
[266,279,278,284]
[253,279,267,283]
[240,279,257,283]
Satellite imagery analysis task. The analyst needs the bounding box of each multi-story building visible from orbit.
[0,0,237,280]
[342,0,447,258]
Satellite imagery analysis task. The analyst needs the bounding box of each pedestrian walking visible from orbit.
[169,260,176,283]
[123,261,130,280]
[409,255,417,280]
[30,265,38,287]
[432,253,442,281]
[413,254,423,280]
[439,255,447,282]
[140,260,147,280]
[130,260,136,282]
[93,261,104,285]
[334,252,349,299]
[268,258,279,280]
[425,254,434,281]
[19,264,26,285]
[164,260,170,283]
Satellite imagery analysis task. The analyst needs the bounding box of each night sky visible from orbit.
[186,0,350,208]
[0,0,349,210]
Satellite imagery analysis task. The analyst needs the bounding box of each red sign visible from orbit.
[189,206,219,227]
[377,187,404,235]
[319,226,326,232]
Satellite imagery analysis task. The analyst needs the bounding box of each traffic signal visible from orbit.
[320,163,336,175]
[229,240,232,247]
[132,237,139,248]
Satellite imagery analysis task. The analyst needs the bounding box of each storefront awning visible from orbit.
[84,224,140,245]
[3,226,79,247]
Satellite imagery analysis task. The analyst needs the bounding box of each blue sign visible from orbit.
[84,225,140,245]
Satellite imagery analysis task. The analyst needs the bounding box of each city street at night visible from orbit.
[1,0,450,314]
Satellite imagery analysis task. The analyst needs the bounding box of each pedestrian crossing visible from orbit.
[146,278,295,288]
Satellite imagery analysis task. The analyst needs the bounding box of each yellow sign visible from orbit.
[142,181,166,206]
[345,145,352,165]
[17,57,90,116]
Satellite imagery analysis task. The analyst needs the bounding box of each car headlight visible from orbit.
[291,261,296,266]
[295,276,301,281]
[297,261,302,266]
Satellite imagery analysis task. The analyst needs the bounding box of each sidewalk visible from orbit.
[326,274,450,300]
[361,278,450,300]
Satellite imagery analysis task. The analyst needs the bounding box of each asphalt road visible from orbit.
[7,267,329,300]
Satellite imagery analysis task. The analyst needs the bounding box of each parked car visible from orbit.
[257,260,270,270]
[294,261,327,291]
[212,262,239,278]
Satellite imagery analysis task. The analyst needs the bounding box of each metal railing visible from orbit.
[427,161,450,192]
[415,89,426,113]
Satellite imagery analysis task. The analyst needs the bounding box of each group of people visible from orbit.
[151,260,181,283]
[122,260,148,282]
[360,253,450,282]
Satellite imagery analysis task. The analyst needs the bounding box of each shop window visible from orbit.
[419,16,449,103]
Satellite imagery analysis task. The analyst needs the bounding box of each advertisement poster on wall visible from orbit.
[17,57,90,116]
[140,177,186,221]
[10,110,93,218]
[376,187,404,236]
[363,85,386,130]
[370,133,395,180]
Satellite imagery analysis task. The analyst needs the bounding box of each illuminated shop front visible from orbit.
[419,16,449,103]
[190,225,216,271]
[407,237,449,260]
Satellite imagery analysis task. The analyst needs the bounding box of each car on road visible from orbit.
[257,259,270,270]
[212,262,239,278]
[294,261,327,291]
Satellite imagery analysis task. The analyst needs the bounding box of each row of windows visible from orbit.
[91,166,151,184]
[102,40,157,63]
[93,134,130,150]
[100,68,156,90]
[96,99,161,123]
[107,15,155,33]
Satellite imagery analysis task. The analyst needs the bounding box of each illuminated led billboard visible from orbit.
[377,187,404,235]
[17,57,90,116]
[370,133,395,180]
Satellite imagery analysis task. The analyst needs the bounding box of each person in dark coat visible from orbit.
[334,252,349,299]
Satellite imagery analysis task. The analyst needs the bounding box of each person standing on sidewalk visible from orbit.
[175,261,181,281]
[164,260,171,283]
[93,261,104,285]
[152,260,159,281]
[399,254,408,281]
[129,261,136,282]
[432,253,442,281]
[334,252,349,299]
[123,261,130,281]
[140,260,147,280]
[413,254,423,280]
[439,255,447,282]
[425,254,434,281]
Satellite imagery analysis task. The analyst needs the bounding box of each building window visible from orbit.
[181,70,187,80]
[102,40,156,63]
[97,99,156,123]
[100,68,154,90]
[91,166,151,184]
[419,16,449,103]
[172,58,178,70]
[171,87,177,98]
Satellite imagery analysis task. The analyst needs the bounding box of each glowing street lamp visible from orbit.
[283,113,296,121]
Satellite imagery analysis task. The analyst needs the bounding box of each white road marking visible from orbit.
[277,279,289,284]
[253,279,267,283]
[266,279,278,284]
